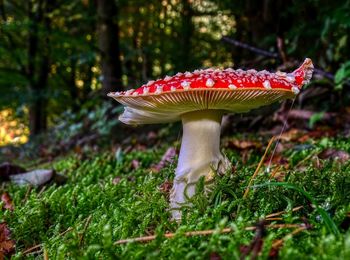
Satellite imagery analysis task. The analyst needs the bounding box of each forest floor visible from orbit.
[1,118,350,259]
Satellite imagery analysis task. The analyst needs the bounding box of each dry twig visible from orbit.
[22,186,32,204]
[221,36,343,82]
[22,244,42,255]
[243,136,276,198]
[265,217,283,221]
[59,227,73,237]
[269,165,282,180]
[37,186,46,197]
[43,247,49,260]
[271,226,308,249]
[114,224,303,245]
[266,206,304,219]
[79,215,93,246]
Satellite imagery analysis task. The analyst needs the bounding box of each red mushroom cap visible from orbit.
[109,58,313,125]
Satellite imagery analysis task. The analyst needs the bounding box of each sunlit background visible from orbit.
[0,0,349,145]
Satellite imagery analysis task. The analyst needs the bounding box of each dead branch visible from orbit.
[221,36,347,84]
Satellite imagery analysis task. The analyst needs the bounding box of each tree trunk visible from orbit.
[27,0,51,137]
[97,0,123,96]
[179,0,193,71]
[69,58,80,111]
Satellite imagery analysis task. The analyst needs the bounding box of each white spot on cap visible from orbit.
[155,85,163,94]
[292,86,300,94]
[181,81,191,90]
[247,69,257,74]
[170,86,177,92]
[164,76,172,81]
[109,92,119,97]
[146,80,154,86]
[286,74,295,83]
[237,79,242,83]
[147,80,155,86]
[225,68,234,72]
[276,71,287,77]
[228,84,237,90]
[206,78,215,87]
[263,80,271,89]
[125,89,134,95]
[132,92,138,96]
[176,72,183,77]
[184,72,193,77]
[143,87,149,95]
[304,69,313,84]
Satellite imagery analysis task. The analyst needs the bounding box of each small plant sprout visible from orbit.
[109,58,314,220]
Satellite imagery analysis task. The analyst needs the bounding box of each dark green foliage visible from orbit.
[1,0,349,135]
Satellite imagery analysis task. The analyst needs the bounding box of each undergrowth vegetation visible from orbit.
[1,136,350,259]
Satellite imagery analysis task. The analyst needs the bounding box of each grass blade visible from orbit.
[252,182,340,237]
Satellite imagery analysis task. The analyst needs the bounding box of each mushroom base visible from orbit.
[170,109,231,220]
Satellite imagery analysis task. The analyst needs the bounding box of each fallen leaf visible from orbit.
[152,147,177,172]
[298,127,336,143]
[264,154,289,167]
[0,162,26,181]
[318,149,350,164]
[226,139,263,165]
[0,222,15,259]
[227,139,262,150]
[1,193,14,211]
[159,180,172,195]
[269,167,286,182]
[277,128,305,142]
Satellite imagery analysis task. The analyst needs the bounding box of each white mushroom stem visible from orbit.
[170,109,231,220]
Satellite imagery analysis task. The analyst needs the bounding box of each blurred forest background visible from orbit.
[0,0,349,150]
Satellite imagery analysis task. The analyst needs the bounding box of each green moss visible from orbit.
[1,136,350,259]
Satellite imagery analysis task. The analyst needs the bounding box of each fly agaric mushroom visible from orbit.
[108,58,314,220]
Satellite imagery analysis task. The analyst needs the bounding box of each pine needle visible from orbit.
[266,206,304,218]
[114,224,303,245]
[243,136,276,198]
[271,226,308,249]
